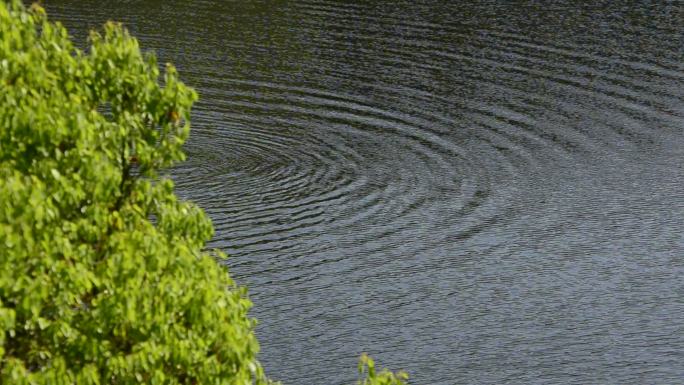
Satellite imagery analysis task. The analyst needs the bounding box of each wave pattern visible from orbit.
[48,1,684,384]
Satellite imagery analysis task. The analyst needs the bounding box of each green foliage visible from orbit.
[0,1,270,383]
[358,354,408,385]
[0,1,408,384]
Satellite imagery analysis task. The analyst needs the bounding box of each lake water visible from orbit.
[47,1,684,383]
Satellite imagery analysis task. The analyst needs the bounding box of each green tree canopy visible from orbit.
[0,2,407,384]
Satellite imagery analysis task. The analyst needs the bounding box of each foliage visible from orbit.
[358,354,408,385]
[0,1,270,383]
[0,1,407,384]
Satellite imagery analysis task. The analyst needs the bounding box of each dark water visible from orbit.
[46,1,684,383]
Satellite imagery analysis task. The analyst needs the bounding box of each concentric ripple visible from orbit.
[48,1,684,384]
[174,78,504,260]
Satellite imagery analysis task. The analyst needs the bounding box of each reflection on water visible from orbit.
[47,1,684,383]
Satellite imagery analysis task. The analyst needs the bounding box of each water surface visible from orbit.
[47,1,684,383]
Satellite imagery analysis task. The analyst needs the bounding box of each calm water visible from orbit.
[47,1,684,383]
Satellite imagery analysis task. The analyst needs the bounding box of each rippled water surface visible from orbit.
[47,1,684,383]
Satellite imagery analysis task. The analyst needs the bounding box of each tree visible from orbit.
[0,2,406,384]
